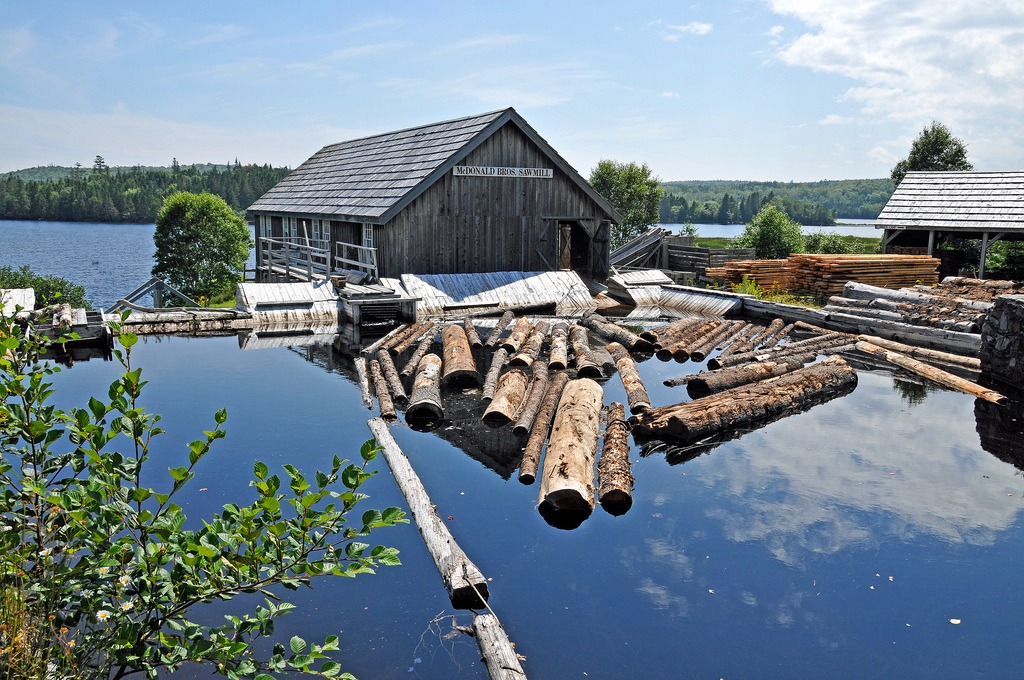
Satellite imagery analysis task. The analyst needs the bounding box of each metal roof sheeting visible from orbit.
[401,271,597,317]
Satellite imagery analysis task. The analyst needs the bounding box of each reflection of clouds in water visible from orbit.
[697,375,1023,565]
[637,578,690,617]
[740,591,757,607]
[645,537,694,578]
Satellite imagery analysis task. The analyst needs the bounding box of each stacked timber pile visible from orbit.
[828,281,992,334]
[704,259,794,290]
[917,276,1024,303]
[788,254,940,300]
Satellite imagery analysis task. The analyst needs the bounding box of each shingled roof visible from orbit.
[876,171,1024,232]
[248,107,618,223]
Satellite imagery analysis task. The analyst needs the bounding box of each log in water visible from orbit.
[405,353,445,429]
[598,402,633,515]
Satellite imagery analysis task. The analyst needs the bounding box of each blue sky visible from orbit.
[2,1,1022,181]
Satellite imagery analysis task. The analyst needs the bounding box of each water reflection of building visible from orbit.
[975,398,1024,467]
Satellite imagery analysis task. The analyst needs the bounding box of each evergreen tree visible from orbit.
[891,121,973,185]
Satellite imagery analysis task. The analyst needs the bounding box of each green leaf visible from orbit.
[168,466,189,482]
[119,332,138,348]
[290,635,307,655]
[360,438,379,461]
[320,661,342,677]
[215,408,227,424]
[254,461,269,480]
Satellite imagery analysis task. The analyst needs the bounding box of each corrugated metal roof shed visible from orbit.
[877,171,1024,232]
[401,271,597,317]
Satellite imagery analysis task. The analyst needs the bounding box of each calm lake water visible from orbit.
[660,219,881,240]
[4,220,1024,679]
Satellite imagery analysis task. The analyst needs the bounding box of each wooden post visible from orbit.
[538,378,603,529]
[369,359,397,421]
[354,356,374,409]
[548,321,569,370]
[519,371,569,485]
[513,362,550,435]
[405,354,444,429]
[376,349,408,405]
[631,356,858,443]
[472,613,527,680]
[854,341,1006,403]
[598,402,633,515]
[463,318,483,349]
[501,317,534,354]
[400,324,439,378]
[606,342,651,414]
[570,324,602,379]
[367,419,488,609]
[482,367,529,427]
[442,324,482,387]
[484,310,516,348]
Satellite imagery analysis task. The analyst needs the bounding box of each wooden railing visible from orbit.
[257,237,378,281]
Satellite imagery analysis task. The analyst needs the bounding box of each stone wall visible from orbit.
[980,294,1024,390]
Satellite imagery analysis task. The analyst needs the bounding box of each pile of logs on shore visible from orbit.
[827,280,991,333]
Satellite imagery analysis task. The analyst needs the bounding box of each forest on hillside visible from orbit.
[660,178,894,224]
[0,159,290,223]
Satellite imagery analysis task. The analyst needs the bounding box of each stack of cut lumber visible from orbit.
[788,254,940,300]
[704,260,794,290]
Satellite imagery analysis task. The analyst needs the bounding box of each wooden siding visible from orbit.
[375,122,609,278]
[877,171,1024,232]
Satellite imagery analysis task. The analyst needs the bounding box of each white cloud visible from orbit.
[187,24,250,47]
[437,34,533,54]
[765,0,1024,168]
[660,91,680,99]
[868,145,898,165]
[818,114,853,125]
[652,20,713,42]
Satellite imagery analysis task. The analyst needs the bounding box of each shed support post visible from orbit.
[980,232,989,279]
[927,230,935,256]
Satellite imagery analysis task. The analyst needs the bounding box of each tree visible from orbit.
[153,191,253,301]
[733,204,804,259]
[891,121,973,186]
[0,264,91,309]
[588,160,663,249]
[0,314,405,679]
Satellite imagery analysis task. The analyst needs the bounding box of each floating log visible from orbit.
[759,321,793,349]
[481,348,509,402]
[501,317,534,354]
[656,320,719,361]
[597,402,633,515]
[472,613,527,680]
[360,323,409,356]
[686,357,806,398]
[688,321,745,362]
[484,310,516,347]
[606,342,651,414]
[510,321,550,367]
[375,349,408,405]
[708,331,851,369]
[590,345,618,377]
[391,321,433,356]
[442,324,482,387]
[385,322,428,356]
[713,322,760,360]
[513,362,550,435]
[570,324,602,379]
[52,303,75,332]
[482,367,530,427]
[631,355,858,443]
[519,371,569,485]
[641,316,705,345]
[354,356,374,409]
[367,418,488,609]
[582,313,655,353]
[463,318,483,349]
[538,378,603,529]
[400,324,439,378]
[369,359,397,421]
[404,353,445,428]
[856,334,980,371]
[548,321,569,370]
[854,341,1006,404]
[663,374,699,388]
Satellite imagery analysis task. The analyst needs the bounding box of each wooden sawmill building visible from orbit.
[248,108,621,284]
[878,170,1024,277]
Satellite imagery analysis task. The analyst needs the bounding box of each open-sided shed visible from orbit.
[248,108,620,284]
[877,170,1024,277]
